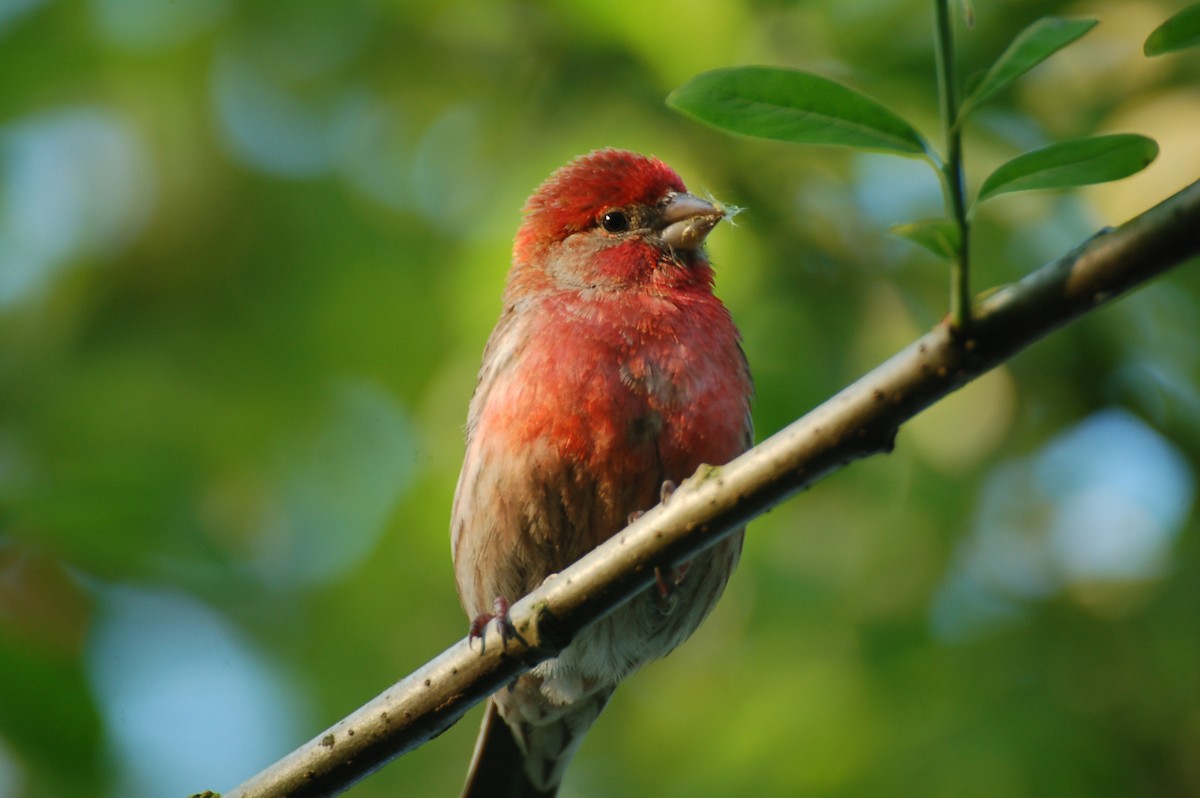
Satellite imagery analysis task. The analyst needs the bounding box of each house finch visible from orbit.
[452,149,752,797]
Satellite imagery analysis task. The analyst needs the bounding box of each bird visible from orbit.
[451,148,753,797]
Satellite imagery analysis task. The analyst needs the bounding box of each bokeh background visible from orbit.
[2,0,1200,796]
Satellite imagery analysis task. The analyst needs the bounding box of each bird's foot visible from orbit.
[469,596,516,655]
[627,480,677,527]
[653,562,691,613]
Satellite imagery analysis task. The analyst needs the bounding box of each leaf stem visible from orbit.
[934,0,971,331]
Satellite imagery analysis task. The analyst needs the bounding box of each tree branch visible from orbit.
[214,178,1200,798]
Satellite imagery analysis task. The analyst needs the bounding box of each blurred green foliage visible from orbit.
[1,1,1199,797]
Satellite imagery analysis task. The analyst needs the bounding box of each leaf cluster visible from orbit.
[668,6,1200,266]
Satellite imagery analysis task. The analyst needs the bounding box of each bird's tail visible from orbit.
[460,688,613,798]
[461,700,553,798]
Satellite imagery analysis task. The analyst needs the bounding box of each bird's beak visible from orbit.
[659,192,725,251]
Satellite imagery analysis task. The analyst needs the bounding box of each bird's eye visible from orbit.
[600,210,629,233]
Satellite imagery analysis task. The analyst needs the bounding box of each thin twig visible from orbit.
[934,0,972,330]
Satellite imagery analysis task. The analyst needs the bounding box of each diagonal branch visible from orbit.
[213,178,1200,798]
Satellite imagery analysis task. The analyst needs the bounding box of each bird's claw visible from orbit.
[660,479,677,504]
[469,596,518,655]
[627,481,676,528]
[653,562,691,613]
[654,567,673,601]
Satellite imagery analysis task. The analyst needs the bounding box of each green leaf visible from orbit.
[668,66,929,156]
[890,218,962,261]
[961,18,1098,118]
[977,134,1158,203]
[1145,3,1200,55]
